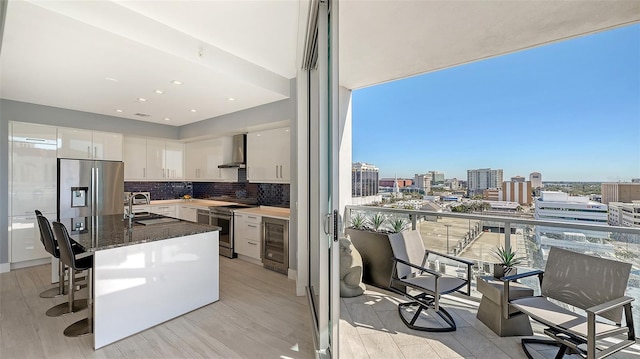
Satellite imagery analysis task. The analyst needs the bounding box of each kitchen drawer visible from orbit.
[244,214,261,224]
[245,239,260,259]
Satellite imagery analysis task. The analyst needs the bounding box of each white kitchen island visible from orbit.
[63,215,220,349]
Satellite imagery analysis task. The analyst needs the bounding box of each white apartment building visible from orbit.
[535,191,609,241]
[467,168,503,196]
[529,172,542,188]
[608,201,640,228]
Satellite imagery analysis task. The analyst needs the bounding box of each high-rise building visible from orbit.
[414,173,432,193]
[529,172,542,188]
[502,181,532,205]
[601,183,640,205]
[632,178,640,183]
[352,162,379,197]
[467,168,503,196]
[510,176,525,183]
[428,171,445,185]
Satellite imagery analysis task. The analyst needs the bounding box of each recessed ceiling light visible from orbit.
[137,98,147,102]
[189,109,197,113]
[170,80,183,85]
[154,90,164,94]
[164,117,170,121]
[105,77,119,82]
[115,109,123,113]
[228,97,235,101]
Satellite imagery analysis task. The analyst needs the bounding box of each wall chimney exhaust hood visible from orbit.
[218,134,246,168]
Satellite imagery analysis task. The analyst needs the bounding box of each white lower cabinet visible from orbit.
[149,204,178,218]
[234,214,261,260]
[10,214,52,263]
[178,205,198,222]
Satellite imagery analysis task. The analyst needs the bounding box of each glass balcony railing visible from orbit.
[344,205,640,334]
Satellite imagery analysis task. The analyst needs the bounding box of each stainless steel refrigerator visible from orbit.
[57,159,124,220]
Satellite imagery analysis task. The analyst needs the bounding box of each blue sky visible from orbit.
[352,24,640,182]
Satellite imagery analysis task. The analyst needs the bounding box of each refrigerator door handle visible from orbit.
[92,166,100,216]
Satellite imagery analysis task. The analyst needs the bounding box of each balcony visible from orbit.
[341,205,640,358]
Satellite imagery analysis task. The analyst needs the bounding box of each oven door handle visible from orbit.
[209,213,231,220]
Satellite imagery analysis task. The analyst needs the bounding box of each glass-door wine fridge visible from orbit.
[262,217,289,274]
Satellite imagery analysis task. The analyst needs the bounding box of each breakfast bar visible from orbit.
[61,214,221,349]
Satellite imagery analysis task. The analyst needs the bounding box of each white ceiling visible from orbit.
[1,0,639,127]
[0,0,300,126]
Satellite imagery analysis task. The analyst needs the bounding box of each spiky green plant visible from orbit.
[368,213,385,232]
[389,218,408,233]
[490,246,526,268]
[350,212,367,230]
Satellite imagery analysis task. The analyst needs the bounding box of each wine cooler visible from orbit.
[262,217,289,274]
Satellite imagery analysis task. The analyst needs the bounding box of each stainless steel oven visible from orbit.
[209,204,256,258]
[197,209,210,226]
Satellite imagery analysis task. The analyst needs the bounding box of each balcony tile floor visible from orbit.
[340,286,640,359]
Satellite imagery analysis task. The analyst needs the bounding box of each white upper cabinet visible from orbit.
[185,136,236,181]
[9,122,57,215]
[57,127,123,160]
[247,127,290,183]
[123,136,147,180]
[92,131,124,161]
[123,136,184,181]
[165,141,184,180]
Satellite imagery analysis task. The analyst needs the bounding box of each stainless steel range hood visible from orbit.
[218,134,246,168]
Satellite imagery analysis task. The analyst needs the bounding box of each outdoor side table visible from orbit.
[476,275,533,337]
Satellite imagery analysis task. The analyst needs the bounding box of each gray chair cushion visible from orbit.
[510,296,622,338]
[404,275,467,295]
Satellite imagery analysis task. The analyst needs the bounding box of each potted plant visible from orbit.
[345,212,400,289]
[490,245,525,278]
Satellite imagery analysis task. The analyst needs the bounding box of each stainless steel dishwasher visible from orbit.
[262,217,289,274]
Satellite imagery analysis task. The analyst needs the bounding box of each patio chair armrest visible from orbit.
[425,249,474,266]
[501,269,544,283]
[501,269,543,319]
[393,257,440,277]
[586,296,634,316]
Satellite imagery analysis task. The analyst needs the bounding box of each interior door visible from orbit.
[305,0,340,357]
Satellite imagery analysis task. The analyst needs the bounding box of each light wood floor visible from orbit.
[340,286,640,359]
[0,257,315,359]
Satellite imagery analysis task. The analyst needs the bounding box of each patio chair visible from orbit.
[503,246,636,359]
[388,230,473,332]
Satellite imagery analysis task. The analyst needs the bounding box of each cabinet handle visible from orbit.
[248,242,257,246]
[248,216,257,219]
[275,165,278,178]
[87,146,91,158]
[25,138,46,142]
[248,224,257,228]
[279,165,283,178]
[94,146,97,158]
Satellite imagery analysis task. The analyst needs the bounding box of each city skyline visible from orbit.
[352,24,640,182]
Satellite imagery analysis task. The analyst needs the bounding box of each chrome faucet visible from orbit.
[125,193,135,224]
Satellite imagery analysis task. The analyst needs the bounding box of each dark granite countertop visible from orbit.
[60,214,221,252]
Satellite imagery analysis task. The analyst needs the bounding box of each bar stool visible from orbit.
[42,215,88,317]
[52,221,93,337]
[35,210,65,299]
